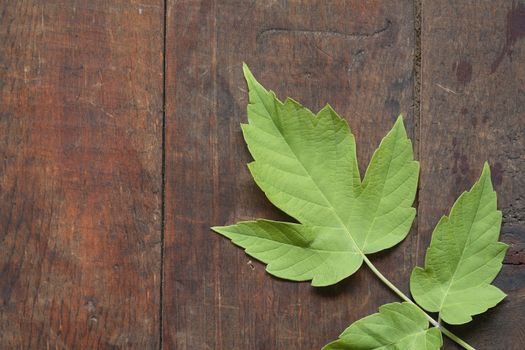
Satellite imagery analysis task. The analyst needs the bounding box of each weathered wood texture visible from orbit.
[0,1,163,348]
[164,1,415,349]
[419,1,525,349]
[2,1,524,349]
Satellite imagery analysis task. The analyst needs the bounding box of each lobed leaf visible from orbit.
[212,64,419,286]
[410,163,508,324]
[322,302,443,350]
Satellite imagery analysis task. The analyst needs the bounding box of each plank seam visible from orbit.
[160,0,168,348]
[413,0,423,267]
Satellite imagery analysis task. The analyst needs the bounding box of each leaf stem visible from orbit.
[362,255,476,350]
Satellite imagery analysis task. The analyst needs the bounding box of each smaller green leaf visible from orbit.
[322,302,443,350]
[410,163,508,325]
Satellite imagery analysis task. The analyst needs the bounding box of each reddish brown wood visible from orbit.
[164,1,415,349]
[0,1,163,348]
[419,1,525,349]
[2,1,523,349]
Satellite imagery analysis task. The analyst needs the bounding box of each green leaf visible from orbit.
[322,302,443,350]
[212,64,419,286]
[212,220,361,287]
[410,163,508,324]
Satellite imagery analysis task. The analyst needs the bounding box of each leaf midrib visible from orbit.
[253,88,364,256]
[360,124,402,250]
[438,176,488,312]
[253,87,408,258]
[344,327,434,350]
[233,233,358,254]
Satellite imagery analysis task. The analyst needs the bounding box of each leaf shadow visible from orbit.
[311,270,363,299]
[441,300,509,349]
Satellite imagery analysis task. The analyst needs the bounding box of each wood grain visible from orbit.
[163,1,415,349]
[419,1,525,349]
[0,1,163,348]
[2,1,523,349]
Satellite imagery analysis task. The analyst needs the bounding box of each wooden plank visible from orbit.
[164,1,414,348]
[0,1,163,348]
[419,1,525,348]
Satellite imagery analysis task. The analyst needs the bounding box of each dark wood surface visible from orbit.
[163,1,416,349]
[0,1,163,348]
[0,1,523,349]
[418,2,525,348]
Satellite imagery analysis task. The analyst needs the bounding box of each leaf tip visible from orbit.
[211,225,228,234]
[311,279,330,288]
[246,161,256,171]
[391,114,408,136]
[477,161,496,191]
[323,102,335,111]
[242,62,256,85]
[394,114,406,128]
[482,161,492,176]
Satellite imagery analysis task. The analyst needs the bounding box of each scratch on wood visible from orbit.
[256,19,392,44]
[435,83,459,95]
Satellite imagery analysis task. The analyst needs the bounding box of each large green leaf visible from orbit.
[322,302,443,350]
[212,64,419,286]
[410,163,508,324]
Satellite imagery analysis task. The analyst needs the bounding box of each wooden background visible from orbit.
[1,1,524,349]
